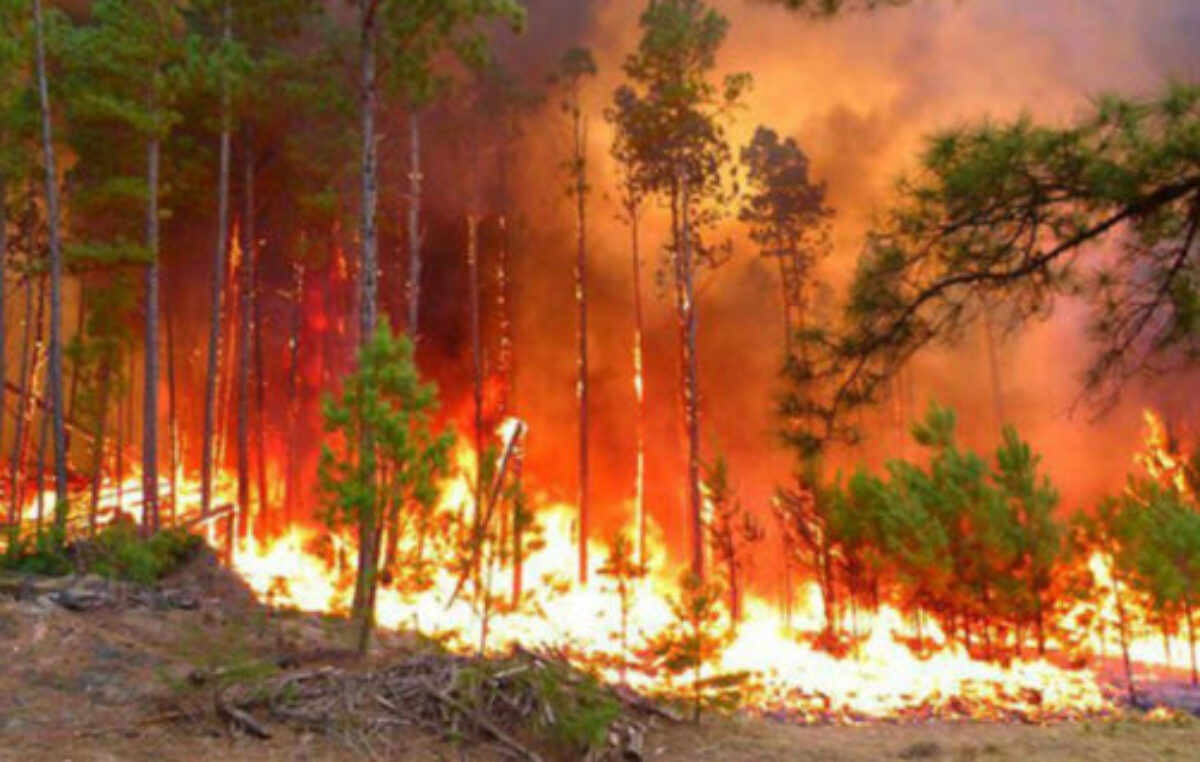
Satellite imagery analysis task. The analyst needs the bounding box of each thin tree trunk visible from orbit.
[67,281,85,424]
[34,0,68,525]
[285,259,304,525]
[574,109,589,585]
[1114,577,1138,706]
[236,131,253,539]
[496,142,513,419]
[142,131,161,534]
[629,199,646,565]
[201,1,233,520]
[352,0,380,656]
[468,209,483,553]
[0,177,7,522]
[35,372,48,532]
[89,358,111,535]
[12,268,44,523]
[166,293,178,522]
[8,266,31,525]
[250,154,269,537]
[405,110,422,339]
[678,168,703,579]
[510,451,525,607]
[116,352,127,511]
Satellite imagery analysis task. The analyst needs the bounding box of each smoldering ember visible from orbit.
[2,1,1200,760]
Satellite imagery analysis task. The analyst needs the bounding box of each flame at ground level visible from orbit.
[231,497,1112,722]
[24,416,1200,721]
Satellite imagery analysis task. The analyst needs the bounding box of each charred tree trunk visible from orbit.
[35,373,49,531]
[142,133,161,533]
[236,131,254,538]
[468,209,484,550]
[34,0,68,524]
[285,259,304,525]
[12,268,45,522]
[165,293,178,521]
[496,144,514,420]
[67,283,85,426]
[0,178,7,522]
[250,158,268,535]
[201,2,233,520]
[352,0,380,656]
[629,199,646,565]
[405,110,422,339]
[88,358,111,535]
[677,168,703,579]
[573,109,590,585]
[1113,576,1138,706]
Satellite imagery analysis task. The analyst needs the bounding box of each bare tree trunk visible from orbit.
[35,372,49,531]
[1114,577,1138,705]
[236,130,253,538]
[573,110,590,585]
[510,452,525,607]
[67,282,85,425]
[201,1,233,520]
[34,0,68,525]
[250,148,269,536]
[0,178,7,522]
[285,258,304,526]
[677,168,703,579]
[166,294,178,522]
[8,268,31,526]
[89,358,111,534]
[116,352,128,511]
[142,132,161,533]
[468,209,483,545]
[496,143,514,419]
[11,267,43,523]
[352,1,380,656]
[629,200,646,565]
[405,110,422,339]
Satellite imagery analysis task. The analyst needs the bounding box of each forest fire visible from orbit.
[4,2,1200,755]
[16,407,1200,722]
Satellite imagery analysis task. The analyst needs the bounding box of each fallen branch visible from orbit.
[421,679,543,762]
[217,691,273,739]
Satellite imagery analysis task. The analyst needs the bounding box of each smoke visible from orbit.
[488,0,1200,562]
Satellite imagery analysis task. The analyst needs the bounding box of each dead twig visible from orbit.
[217,690,273,739]
[421,679,543,762]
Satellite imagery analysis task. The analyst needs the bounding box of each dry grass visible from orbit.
[651,715,1200,761]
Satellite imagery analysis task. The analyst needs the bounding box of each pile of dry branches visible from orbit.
[213,646,674,761]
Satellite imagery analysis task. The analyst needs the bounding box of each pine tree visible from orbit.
[614,0,749,578]
[740,125,831,353]
[598,531,648,685]
[826,84,1200,421]
[607,89,650,564]
[66,0,189,533]
[552,46,597,584]
[0,0,33,525]
[702,456,763,629]
[318,319,453,656]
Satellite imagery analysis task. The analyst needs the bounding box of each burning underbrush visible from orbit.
[8,409,1200,728]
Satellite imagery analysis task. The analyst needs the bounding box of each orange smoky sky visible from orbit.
[502,0,1200,554]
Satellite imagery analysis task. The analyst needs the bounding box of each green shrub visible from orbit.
[1,523,201,584]
[1,526,73,576]
[90,524,203,584]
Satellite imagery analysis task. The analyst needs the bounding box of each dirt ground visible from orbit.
[2,565,1198,761]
